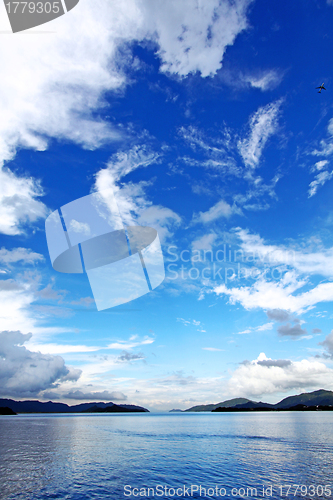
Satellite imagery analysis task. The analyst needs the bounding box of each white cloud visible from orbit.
[235,228,333,278]
[0,275,39,332]
[138,205,181,243]
[0,0,253,235]
[228,352,333,398]
[242,70,283,91]
[69,220,91,236]
[192,233,217,252]
[256,322,274,331]
[238,100,282,170]
[0,271,75,337]
[0,330,81,398]
[94,145,159,225]
[235,322,273,334]
[308,170,333,197]
[214,273,333,314]
[27,343,101,355]
[142,0,253,77]
[0,167,48,235]
[310,117,333,157]
[179,126,241,177]
[311,160,328,172]
[107,336,154,350]
[202,347,223,351]
[95,145,181,241]
[0,247,44,265]
[192,199,237,224]
[177,318,202,328]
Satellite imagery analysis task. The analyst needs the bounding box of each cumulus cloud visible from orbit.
[0,273,40,332]
[0,247,44,265]
[61,390,127,401]
[141,0,253,77]
[266,309,292,322]
[0,168,48,235]
[0,330,81,398]
[228,352,333,397]
[319,330,333,356]
[238,100,282,171]
[277,323,307,338]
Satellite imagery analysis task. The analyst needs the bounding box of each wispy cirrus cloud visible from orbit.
[107,336,154,350]
[237,100,282,172]
[308,170,333,197]
[241,69,284,91]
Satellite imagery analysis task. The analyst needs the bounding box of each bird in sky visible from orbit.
[316,83,326,93]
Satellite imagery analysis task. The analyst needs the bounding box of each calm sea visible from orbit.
[0,412,332,500]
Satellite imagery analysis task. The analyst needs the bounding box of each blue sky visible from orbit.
[2,0,333,410]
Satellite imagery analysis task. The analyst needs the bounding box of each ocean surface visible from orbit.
[0,412,332,500]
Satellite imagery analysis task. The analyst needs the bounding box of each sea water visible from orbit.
[0,412,332,499]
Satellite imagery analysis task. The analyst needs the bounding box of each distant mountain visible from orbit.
[169,409,183,412]
[0,406,17,415]
[212,390,333,412]
[183,390,333,413]
[275,390,333,409]
[83,404,148,413]
[0,399,149,413]
[185,398,252,412]
[213,401,275,412]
